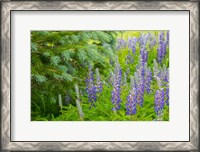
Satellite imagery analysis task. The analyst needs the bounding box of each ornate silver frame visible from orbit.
[1,1,199,151]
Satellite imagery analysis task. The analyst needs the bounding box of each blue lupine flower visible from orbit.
[144,64,152,94]
[165,87,169,106]
[86,66,97,106]
[136,78,145,106]
[157,44,163,63]
[126,77,137,115]
[126,50,134,64]
[166,31,169,46]
[154,88,165,119]
[140,46,148,64]
[95,68,102,93]
[156,65,169,88]
[157,32,167,63]
[116,38,127,50]
[111,57,122,112]
[153,60,169,88]
[127,37,137,54]
[132,37,137,54]
[159,32,165,42]
[149,33,157,49]
[138,33,150,47]
[128,37,133,49]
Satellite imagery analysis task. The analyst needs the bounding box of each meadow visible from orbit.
[31,31,169,121]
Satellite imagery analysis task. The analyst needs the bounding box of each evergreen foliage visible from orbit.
[31,31,117,120]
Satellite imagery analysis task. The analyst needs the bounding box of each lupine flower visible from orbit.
[157,32,167,63]
[140,46,148,64]
[149,33,157,49]
[166,31,169,46]
[95,68,102,93]
[138,33,150,47]
[144,64,152,93]
[116,38,127,50]
[126,77,137,115]
[165,87,169,106]
[111,57,122,112]
[75,84,84,118]
[126,50,134,64]
[163,66,169,84]
[157,44,163,63]
[159,32,165,41]
[156,65,169,88]
[128,37,133,49]
[127,37,137,54]
[136,78,145,106]
[154,88,165,120]
[134,62,145,106]
[86,66,97,106]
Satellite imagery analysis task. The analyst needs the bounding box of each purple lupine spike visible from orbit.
[137,79,145,106]
[140,46,148,64]
[149,33,157,49]
[166,31,169,46]
[157,32,167,63]
[138,33,150,47]
[165,87,169,106]
[163,67,169,84]
[126,77,137,115]
[128,37,133,49]
[86,66,97,106]
[154,88,165,119]
[111,56,122,112]
[95,68,102,93]
[157,43,163,63]
[156,65,169,88]
[116,38,127,50]
[116,45,121,50]
[127,37,137,54]
[144,64,152,94]
[159,32,165,42]
[162,42,167,57]
[132,45,136,54]
[126,50,134,64]
[133,37,137,45]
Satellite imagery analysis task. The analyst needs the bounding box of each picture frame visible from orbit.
[1,0,199,151]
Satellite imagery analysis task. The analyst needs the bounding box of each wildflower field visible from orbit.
[31,31,169,121]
